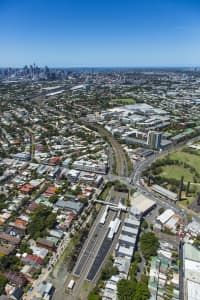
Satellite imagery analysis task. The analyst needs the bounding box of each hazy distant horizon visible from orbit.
[0,65,199,70]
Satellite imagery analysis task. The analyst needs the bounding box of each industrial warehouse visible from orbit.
[102,213,141,300]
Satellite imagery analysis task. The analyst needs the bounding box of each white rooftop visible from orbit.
[117,245,134,257]
[157,209,175,225]
[187,280,200,300]
[131,193,155,213]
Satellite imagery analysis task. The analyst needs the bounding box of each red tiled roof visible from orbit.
[28,202,39,211]
[15,219,27,227]
[25,254,43,265]
[20,183,34,193]
[49,157,61,164]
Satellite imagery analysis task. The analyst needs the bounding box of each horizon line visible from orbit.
[0,65,200,69]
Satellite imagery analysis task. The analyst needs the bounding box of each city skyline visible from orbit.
[0,0,200,67]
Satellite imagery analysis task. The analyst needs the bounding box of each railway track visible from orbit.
[91,124,128,177]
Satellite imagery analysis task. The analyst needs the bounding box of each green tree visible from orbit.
[100,257,119,281]
[0,256,21,271]
[140,274,149,285]
[140,232,159,259]
[134,251,141,263]
[129,262,139,282]
[88,293,101,300]
[117,279,136,300]
[49,194,59,203]
[27,205,57,239]
[141,220,148,230]
[0,274,8,295]
[19,240,33,254]
[101,265,119,281]
[134,282,150,300]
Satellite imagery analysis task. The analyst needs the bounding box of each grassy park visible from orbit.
[147,146,200,208]
[156,148,200,181]
[169,149,200,172]
[160,165,194,182]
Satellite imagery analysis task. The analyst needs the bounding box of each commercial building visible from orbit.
[130,193,156,217]
[55,199,84,214]
[116,245,134,258]
[124,218,140,228]
[156,209,175,225]
[115,215,140,258]
[118,234,136,248]
[73,160,108,174]
[152,184,178,202]
[114,256,131,276]
[124,130,163,150]
[102,275,121,300]
[147,131,162,150]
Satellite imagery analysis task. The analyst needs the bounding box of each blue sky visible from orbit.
[0,0,200,67]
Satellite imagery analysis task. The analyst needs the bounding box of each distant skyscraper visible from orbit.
[147,131,162,150]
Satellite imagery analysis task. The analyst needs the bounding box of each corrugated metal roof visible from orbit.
[157,209,175,224]
[184,243,200,262]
